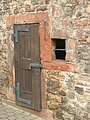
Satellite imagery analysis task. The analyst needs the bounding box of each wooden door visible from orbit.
[14,24,42,111]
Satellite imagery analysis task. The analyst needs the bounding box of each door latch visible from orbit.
[28,63,43,70]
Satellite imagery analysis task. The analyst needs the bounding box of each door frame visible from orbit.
[7,12,50,110]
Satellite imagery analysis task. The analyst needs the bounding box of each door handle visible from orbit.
[28,63,43,69]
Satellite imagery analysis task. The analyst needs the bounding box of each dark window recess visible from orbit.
[52,39,66,60]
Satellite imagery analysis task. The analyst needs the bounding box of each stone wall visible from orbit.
[45,70,90,120]
[47,0,90,119]
[0,0,90,120]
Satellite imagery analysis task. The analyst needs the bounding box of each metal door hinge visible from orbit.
[13,86,17,94]
[11,27,29,42]
[14,83,31,105]
[11,34,15,41]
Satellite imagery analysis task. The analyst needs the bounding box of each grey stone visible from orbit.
[45,0,50,4]
[25,5,35,12]
[37,5,47,11]
[85,102,90,113]
[0,72,8,80]
[47,88,57,94]
[66,79,75,89]
[67,91,75,99]
[56,109,64,120]
[75,86,84,95]
[13,7,19,14]
[61,104,75,114]
[31,0,38,5]
[74,115,81,120]
[59,90,66,96]
[47,79,60,88]
[76,11,82,17]
[84,64,90,74]
[64,6,73,16]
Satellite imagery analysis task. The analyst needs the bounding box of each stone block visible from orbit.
[31,0,38,5]
[84,63,90,74]
[45,0,50,4]
[48,102,60,110]
[75,86,84,95]
[75,18,90,28]
[64,6,73,16]
[37,5,47,11]
[25,5,35,12]
[59,90,66,96]
[77,93,90,103]
[47,93,61,102]
[31,0,44,5]
[56,109,64,120]
[86,4,90,13]
[67,91,75,99]
[62,19,72,27]
[47,79,60,89]
[85,102,90,113]
[0,72,8,80]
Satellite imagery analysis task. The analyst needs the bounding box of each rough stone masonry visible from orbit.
[0,0,90,120]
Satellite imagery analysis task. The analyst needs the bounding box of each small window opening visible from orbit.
[52,39,66,60]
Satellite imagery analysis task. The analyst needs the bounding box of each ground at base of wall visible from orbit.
[1,99,54,120]
[0,102,44,120]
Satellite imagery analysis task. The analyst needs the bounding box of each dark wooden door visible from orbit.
[14,24,42,111]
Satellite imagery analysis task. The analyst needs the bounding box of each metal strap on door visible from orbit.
[11,28,29,42]
[28,63,43,69]
[14,83,32,105]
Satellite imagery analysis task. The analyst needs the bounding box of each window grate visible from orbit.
[52,39,66,60]
[54,49,66,51]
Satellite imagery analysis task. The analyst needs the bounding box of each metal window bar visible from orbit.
[54,49,66,51]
